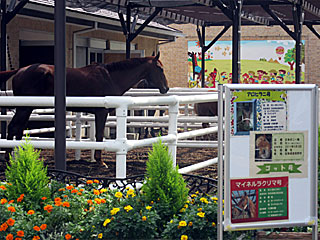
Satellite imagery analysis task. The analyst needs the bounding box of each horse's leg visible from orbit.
[94,110,108,167]
[5,107,33,160]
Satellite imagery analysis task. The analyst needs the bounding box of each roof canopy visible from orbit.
[65,0,320,26]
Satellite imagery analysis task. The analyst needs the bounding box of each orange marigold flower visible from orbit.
[94,198,101,204]
[86,180,93,184]
[65,233,72,240]
[8,200,14,204]
[1,223,8,231]
[17,230,25,237]
[40,224,47,230]
[55,201,62,206]
[62,202,70,208]
[66,185,74,190]
[79,189,84,192]
[6,218,15,226]
[63,195,68,198]
[1,198,7,204]
[93,179,99,184]
[15,238,22,240]
[58,188,65,191]
[54,197,62,202]
[17,197,23,203]
[87,199,93,205]
[101,199,106,204]
[142,216,147,221]
[27,210,35,215]
[77,192,82,196]
[93,189,100,195]
[44,205,53,213]
[41,197,47,200]
[5,233,13,240]
[32,236,40,240]
[71,189,78,193]
[7,206,16,212]
[0,185,6,190]
[33,226,40,231]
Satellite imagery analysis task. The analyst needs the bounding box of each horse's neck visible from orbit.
[109,64,148,95]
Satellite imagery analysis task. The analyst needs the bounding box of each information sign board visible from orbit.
[222,84,318,232]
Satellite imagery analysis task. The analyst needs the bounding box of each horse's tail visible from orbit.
[0,69,19,83]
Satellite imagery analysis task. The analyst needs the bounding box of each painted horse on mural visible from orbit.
[0,52,169,167]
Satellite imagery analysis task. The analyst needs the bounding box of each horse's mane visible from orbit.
[104,57,155,72]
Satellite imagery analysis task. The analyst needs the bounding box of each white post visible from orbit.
[89,120,95,162]
[75,112,82,160]
[168,101,179,166]
[218,84,224,240]
[115,106,128,178]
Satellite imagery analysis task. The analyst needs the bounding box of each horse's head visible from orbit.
[145,52,169,94]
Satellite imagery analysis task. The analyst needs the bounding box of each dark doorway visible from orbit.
[19,45,54,67]
[19,44,55,137]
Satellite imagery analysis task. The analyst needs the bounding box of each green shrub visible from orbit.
[5,138,50,210]
[142,139,189,221]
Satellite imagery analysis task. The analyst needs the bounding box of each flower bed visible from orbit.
[1,138,240,240]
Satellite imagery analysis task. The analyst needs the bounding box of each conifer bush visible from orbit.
[142,139,189,220]
[5,137,50,210]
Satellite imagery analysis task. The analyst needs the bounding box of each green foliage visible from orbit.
[5,138,50,210]
[142,139,189,220]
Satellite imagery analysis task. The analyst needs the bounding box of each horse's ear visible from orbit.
[153,52,160,61]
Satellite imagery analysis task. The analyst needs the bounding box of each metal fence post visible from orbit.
[218,84,224,240]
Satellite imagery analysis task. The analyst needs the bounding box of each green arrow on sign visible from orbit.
[257,163,302,174]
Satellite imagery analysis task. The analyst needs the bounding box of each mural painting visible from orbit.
[188,40,305,88]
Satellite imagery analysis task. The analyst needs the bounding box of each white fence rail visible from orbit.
[0,92,218,178]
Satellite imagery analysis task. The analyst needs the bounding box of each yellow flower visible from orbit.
[197,212,205,218]
[124,205,133,212]
[98,233,103,239]
[178,221,187,227]
[200,197,209,204]
[103,219,111,226]
[142,216,147,221]
[191,194,196,198]
[94,198,102,204]
[197,208,202,212]
[212,222,216,227]
[181,235,188,240]
[179,208,186,213]
[184,204,188,208]
[127,189,135,195]
[115,192,122,198]
[146,206,152,210]
[211,197,218,201]
[100,188,107,193]
[188,222,193,227]
[110,208,120,215]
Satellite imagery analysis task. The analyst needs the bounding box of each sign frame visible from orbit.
[219,84,318,235]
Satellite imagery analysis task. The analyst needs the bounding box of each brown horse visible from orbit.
[255,134,272,160]
[232,192,256,219]
[0,53,169,166]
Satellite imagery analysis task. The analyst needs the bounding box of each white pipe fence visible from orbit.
[0,93,218,178]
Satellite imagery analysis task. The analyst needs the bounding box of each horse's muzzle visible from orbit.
[160,87,169,94]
